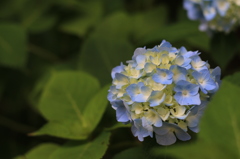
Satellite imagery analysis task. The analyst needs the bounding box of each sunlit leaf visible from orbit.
[32,71,109,139]
[14,143,59,159]
[50,132,111,159]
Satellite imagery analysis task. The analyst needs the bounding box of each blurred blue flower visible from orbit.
[108,40,221,145]
[184,0,240,32]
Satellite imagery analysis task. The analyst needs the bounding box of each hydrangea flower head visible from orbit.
[184,0,240,32]
[108,40,221,145]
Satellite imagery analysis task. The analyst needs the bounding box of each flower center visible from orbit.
[182,90,188,96]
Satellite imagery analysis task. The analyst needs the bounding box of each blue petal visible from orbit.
[184,1,203,20]
[154,118,163,127]
[159,40,172,48]
[113,73,129,89]
[189,125,199,133]
[136,55,146,70]
[142,117,153,131]
[192,70,216,92]
[186,84,199,96]
[131,119,153,141]
[152,69,173,84]
[111,63,124,79]
[126,84,139,99]
[148,91,165,107]
[216,1,230,16]
[111,100,130,122]
[174,127,191,141]
[155,132,176,146]
[132,47,147,60]
[170,65,187,83]
[201,1,216,21]
[174,92,200,105]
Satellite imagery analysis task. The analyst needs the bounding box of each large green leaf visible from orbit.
[0,23,27,69]
[32,71,109,139]
[152,74,240,159]
[113,147,147,159]
[50,132,111,159]
[14,143,59,159]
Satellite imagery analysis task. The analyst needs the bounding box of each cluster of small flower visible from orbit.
[184,0,240,32]
[108,40,221,145]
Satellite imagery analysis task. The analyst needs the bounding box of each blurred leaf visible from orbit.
[113,147,147,159]
[20,1,53,29]
[94,12,132,38]
[14,143,59,159]
[28,61,78,108]
[139,21,201,45]
[32,71,109,139]
[0,23,27,69]
[29,15,58,33]
[103,0,124,13]
[60,1,103,37]
[79,12,134,85]
[131,6,167,42]
[0,0,29,18]
[105,122,131,131]
[50,131,111,159]
[185,32,210,51]
[210,33,238,70]
[152,74,240,159]
[224,72,240,87]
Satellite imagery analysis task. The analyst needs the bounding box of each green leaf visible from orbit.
[32,71,109,139]
[185,32,210,51]
[60,1,103,37]
[0,23,27,69]
[131,6,167,43]
[224,72,240,87]
[28,15,58,33]
[139,21,200,46]
[83,84,110,133]
[50,131,111,159]
[20,1,52,29]
[113,147,147,159]
[210,33,238,70]
[152,74,240,159]
[14,143,59,159]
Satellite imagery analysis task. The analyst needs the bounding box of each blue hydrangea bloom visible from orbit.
[184,0,240,32]
[108,40,221,145]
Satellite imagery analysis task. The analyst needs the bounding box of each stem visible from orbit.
[28,44,60,62]
[0,115,36,133]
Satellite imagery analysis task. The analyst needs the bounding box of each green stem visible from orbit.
[28,44,60,62]
[0,115,36,133]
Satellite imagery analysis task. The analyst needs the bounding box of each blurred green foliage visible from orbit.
[0,0,240,159]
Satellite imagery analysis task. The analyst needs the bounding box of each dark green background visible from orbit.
[0,0,240,158]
